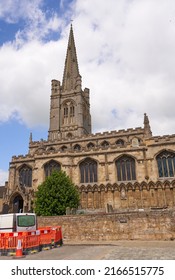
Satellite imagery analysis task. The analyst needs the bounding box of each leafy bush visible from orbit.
[34,170,80,216]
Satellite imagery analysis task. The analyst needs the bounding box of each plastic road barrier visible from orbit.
[0,226,63,256]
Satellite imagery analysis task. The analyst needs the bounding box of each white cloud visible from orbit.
[72,0,175,135]
[0,0,175,137]
[0,0,62,44]
[0,39,67,127]
[0,0,43,23]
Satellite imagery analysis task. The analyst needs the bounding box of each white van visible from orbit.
[0,213,37,232]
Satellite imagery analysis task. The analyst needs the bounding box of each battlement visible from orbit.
[28,127,145,152]
[92,127,143,137]
[147,134,175,146]
[12,154,33,161]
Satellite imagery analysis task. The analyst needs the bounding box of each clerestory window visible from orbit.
[116,139,124,146]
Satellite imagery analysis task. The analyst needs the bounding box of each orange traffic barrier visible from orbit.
[0,233,6,256]
[50,226,63,247]
[6,233,18,256]
[38,226,63,247]
[0,226,63,256]
[23,231,40,255]
[39,228,53,250]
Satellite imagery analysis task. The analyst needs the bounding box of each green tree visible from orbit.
[34,170,80,216]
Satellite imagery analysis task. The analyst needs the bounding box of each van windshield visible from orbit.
[17,215,35,227]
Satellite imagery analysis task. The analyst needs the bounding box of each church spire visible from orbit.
[144,113,152,138]
[62,24,81,91]
[48,24,91,140]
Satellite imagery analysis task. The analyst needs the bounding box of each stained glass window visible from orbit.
[44,160,61,177]
[19,164,32,187]
[116,156,136,181]
[156,151,175,178]
[80,158,97,183]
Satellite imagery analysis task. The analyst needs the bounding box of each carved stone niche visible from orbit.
[120,187,127,200]
[132,137,139,147]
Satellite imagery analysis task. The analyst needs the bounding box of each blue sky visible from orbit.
[0,0,74,184]
[1,0,175,185]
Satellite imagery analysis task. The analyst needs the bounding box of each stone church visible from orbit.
[1,25,175,213]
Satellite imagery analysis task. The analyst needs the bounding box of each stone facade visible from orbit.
[38,210,175,241]
[1,25,175,214]
[0,186,5,213]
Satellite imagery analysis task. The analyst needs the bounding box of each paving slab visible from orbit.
[0,240,175,260]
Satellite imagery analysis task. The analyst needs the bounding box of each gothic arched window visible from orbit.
[80,158,98,183]
[60,145,68,152]
[156,151,175,178]
[87,142,95,150]
[74,144,81,151]
[115,155,136,181]
[19,164,32,187]
[44,160,61,177]
[63,105,68,124]
[47,147,55,153]
[63,101,75,124]
[116,139,124,146]
[101,140,109,148]
[70,104,75,117]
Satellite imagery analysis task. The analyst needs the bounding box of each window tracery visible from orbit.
[80,158,98,183]
[156,151,175,178]
[63,101,75,124]
[115,156,136,181]
[44,160,61,177]
[19,164,32,187]
[116,139,124,146]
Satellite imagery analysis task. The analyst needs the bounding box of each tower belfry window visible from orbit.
[64,107,68,118]
[63,106,68,124]
[70,105,74,123]
[70,105,75,117]
[63,101,75,124]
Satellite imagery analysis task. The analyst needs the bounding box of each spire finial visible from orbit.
[144,113,152,138]
[29,132,32,143]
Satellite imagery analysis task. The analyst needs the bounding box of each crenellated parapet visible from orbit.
[28,125,146,155]
[146,134,175,147]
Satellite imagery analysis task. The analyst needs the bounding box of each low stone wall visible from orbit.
[38,209,175,241]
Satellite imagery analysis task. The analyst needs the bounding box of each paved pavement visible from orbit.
[1,240,175,260]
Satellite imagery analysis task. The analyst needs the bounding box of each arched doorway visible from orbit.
[12,194,24,213]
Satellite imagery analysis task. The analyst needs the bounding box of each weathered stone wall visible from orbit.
[79,186,175,209]
[38,209,175,241]
[4,129,175,214]
[0,198,3,213]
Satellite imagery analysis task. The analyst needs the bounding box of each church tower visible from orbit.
[48,25,91,140]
